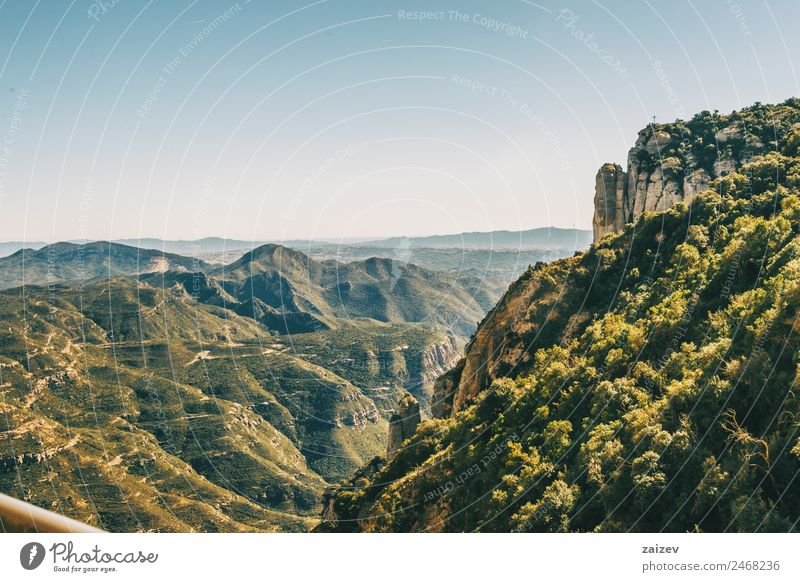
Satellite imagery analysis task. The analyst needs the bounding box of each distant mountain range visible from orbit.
[0,237,277,258]
[0,239,480,531]
[0,241,47,256]
[0,240,499,337]
[206,243,499,337]
[0,228,591,258]
[0,241,205,290]
[351,227,592,249]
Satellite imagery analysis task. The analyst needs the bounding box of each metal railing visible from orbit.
[0,493,103,533]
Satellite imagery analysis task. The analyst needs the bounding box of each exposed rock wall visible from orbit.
[431,358,465,419]
[592,122,764,242]
[403,334,461,412]
[433,263,568,418]
[386,393,420,459]
[592,162,627,239]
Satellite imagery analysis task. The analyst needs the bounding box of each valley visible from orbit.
[0,230,585,531]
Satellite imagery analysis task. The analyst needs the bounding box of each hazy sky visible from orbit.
[0,0,798,242]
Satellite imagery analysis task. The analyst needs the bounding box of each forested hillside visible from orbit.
[319,100,800,533]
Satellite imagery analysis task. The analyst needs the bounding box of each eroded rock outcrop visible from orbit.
[403,334,461,412]
[436,262,571,417]
[592,120,771,242]
[592,162,627,240]
[386,393,420,459]
[431,358,465,418]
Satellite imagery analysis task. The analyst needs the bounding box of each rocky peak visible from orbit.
[592,112,778,243]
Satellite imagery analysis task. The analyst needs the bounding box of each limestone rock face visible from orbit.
[714,125,742,143]
[592,163,627,242]
[591,120,771,243]
[683,168,712,199]
[405,335,461,412]
[431,358,465,419]
[320,486,338,523]
[643,129,672,154]
[386,394,421,459]
[714,158,736,177]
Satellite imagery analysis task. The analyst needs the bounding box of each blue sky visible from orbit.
[0,0,798,242]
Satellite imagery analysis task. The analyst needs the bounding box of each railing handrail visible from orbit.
[0,493,104,533]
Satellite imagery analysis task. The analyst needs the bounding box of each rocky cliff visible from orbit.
[430,259,582,418]
[316,99,800,532]
[404,334,461,412]
[593,108,783,242]
[386,393,421,459]
[436,101,800,418]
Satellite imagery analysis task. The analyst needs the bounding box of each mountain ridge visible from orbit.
[0,228,592,259]
[0,241,209,290]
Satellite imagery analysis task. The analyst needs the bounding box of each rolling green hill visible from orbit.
[0,282,324,531]
[0,278,412,530]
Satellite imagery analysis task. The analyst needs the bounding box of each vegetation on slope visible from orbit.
[0,266,469,530]
[212,244,495,337]
[320,101,800,533]
[0,285,323,531]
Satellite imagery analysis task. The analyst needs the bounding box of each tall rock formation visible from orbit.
[386,393,420,459]
[592,118,771,242]
[592,162,627,240]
